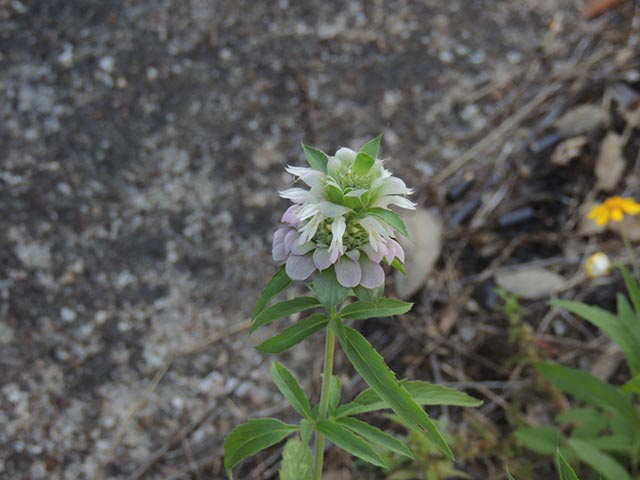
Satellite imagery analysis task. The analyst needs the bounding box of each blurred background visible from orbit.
[1,1,639,479]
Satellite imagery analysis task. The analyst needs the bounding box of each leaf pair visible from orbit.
[302,135,382,174]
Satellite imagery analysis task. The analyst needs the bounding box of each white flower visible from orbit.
[273,137,414,288]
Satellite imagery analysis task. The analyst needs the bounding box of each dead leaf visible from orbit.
[495,267,565,299]
[551,136,587,166]
[554,104,608,137]
[395,208,443,299]
[595,132,625,191]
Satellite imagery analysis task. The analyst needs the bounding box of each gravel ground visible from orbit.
[0,1,629,478]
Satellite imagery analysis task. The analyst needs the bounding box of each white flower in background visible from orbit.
[585,252,611,279]
[272,136,415,288]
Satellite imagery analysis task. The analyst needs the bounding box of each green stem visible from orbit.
[313,319,336,480]
[621,223,640,281]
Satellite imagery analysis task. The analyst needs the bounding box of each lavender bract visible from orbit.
[272,144,415,288]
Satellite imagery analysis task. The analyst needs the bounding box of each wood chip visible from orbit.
[495,267,565,299]
[595,132,625,191]
[550,136,587,166]
[395,208,443,299]
[554,104,608,137]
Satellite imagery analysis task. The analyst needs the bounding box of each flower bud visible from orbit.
[585,252,611,278]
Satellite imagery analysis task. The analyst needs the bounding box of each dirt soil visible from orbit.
[1,1,638,479]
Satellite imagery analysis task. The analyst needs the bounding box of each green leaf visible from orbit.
[620,265,640,316]
[253,266,291,320]
[352,152,375,176]
[279,438,313,480]
[255,314,329,354]
[224,418,297,477]
[556,407,608,438]
[390,258,406,275]
[300,419,313,445]
[506,467,517,480]
[359,134,382,159]
[353,285,384,303]
[316,420,388,468]
[336,380,482,417]
[535,362,640,428]
[325,182,344,204]
[514,427,560,455]
[616,293,640,359]
[568,438,631,480]
[622,373,640,395]
[328,375,342,415]
[312,269,351,310]
[337,417,414,459]
[556,449,580,480]
[302,144,328,173]
[271,362,313,420]
[588,435,634,453]
[550,300,640,376]
[340,298,413,321]
[251,297,320,333]
[332,320,454,459]
[366,208,409,237]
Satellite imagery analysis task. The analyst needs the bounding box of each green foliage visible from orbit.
[280,439,313,480]
[271,362,313,420]
[252,266,291,319]
[365,208,409,237]
[337,417,414,460]
[316,420,388,468]
[353,284,384,303]
[352,152,376,176]
[251,296,320,332]
[302,143,328,173]
[255,314,328,354]
[224,418,297,478]
[515,267,640,480]
[312,269,350,310]
[333,319,454,459]
[359,134,382,159]
[339,298,413,320]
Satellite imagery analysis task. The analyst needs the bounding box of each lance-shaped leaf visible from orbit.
[366,208,409,237]
[333,320,453,459]
[316,420,388,468]
[302,144,328,173]
[514,427,560,455]
[550,300,640,376]
[620,265,640,316]
[252,266,291,320]
[337,417,414,459]
[568,438,631,480]
[251,296,320,333]
[359,134,382,159]
[336,380,481,417]
[224,418,297,477]
[535,362,640,428]
[328,375,342,416]
[340,298,413,321]
[255,314,328,354]
[271,361,312,420]
[556,449,580,480]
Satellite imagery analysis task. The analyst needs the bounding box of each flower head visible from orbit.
[585,252,611,278]
[272,136,414,288]
[587,196,640,227]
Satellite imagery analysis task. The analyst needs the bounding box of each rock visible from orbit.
[495,267,565,299]
[395,208,443,299]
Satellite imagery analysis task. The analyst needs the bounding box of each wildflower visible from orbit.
[587,196,640,227]
[585,252,611,278]
[272,138,414,288]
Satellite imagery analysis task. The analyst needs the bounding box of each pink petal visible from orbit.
[285,254,316,280]
[291,239,315,255]
[281,205,300,226]
[273,227,288,247]
[386,239,405,263]
[362,244,384,263]
[313,248,332,270]
[335,257,362,288]
[284,229,298,253]
[273,243,287,262]
[359,257,385,289]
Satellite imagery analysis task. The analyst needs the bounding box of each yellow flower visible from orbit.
[585,252,611,278]
[587,196,640,227]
